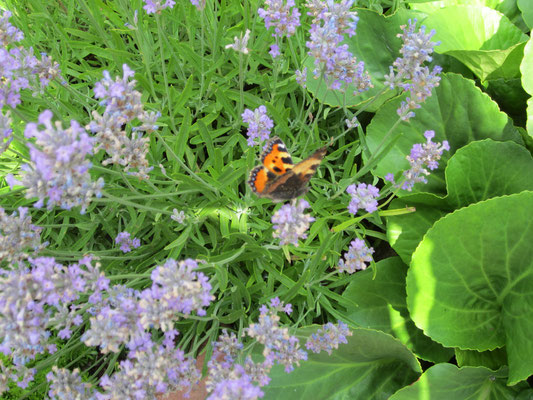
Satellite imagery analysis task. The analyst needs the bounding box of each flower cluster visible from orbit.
[338,238,374,273]
[115,231,141,253]
[295,67,307,88]
[82,258,213,358]
[207,298,306,399]
[242,105,274,146]
[272,199,315,246]
[305,321,352,355]
[0,207,45,264]
[88,64,159,180]
[190,0,206,10]
[0,256,107,394]
[247,298,306,373]
[46,367,95,399]
[0,111,13,155]
[171,209,186,223]
[346,183,379,215]
[305,0,372,92]
[143,0,176,14]
[258,0,301,38]
[0,11,61,109]
[384,20,442,120]
[226,29,252,54]
[386,130,450,191]
[138,258,214,331]
[98,339,200,399]
[7,110,104,213]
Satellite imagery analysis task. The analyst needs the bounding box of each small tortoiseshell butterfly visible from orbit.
[248,137,328,202]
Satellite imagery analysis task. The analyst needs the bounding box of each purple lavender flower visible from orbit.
[46,366,95,399]
[0,256,105,373]
[258,0,301,38]
[88,64,158,180]
[387,130,449,191]
[0,12,61,109]
[383,20,441,121]
[81,285,142,354]
[345,116,359,129]
[143,0,176,14]
[190,0,206,10]
[269,43,280,58]
[225,29,251,54]
[242,105,274,147]
[346,183,379,215]
[338,238,374,273]
[115,231,141,253]
[0,207,45,264]
[207,365,264,400]
[295,68,307,88]
[272,199,315,246]
[10,110,104,213]
[0,10,24,46]
[0,110,13,156]
[246,298,307,373]
[305,0,372,93]
[98,340,200,399]
[305,321,353,355]
[138,258,214,331]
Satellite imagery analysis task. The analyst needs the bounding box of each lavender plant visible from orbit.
[1,0,531,398]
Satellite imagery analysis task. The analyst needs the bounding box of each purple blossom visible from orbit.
[272,199,315,246]
[295,68,307,88]
[0,110,13,156]
[138,258,214,331]
[115,231,141,253]
[258,0,301,38]
[242,105,274,147]
[346,183,379,215]
[338,238,374,273]
[98,340,200,399]
[269,43,280,58]
[383,20,441,121]
[0,10,24,46]
[190,0,206,10]
[88,64,158,180]
[207,365,264,400]
[305,0,372,93]
[142,0,176,14]
[46,366,95,399]
[387,130,449,191]
[11,110,104,213]
[225,29,251,54]
[0,256,105,373]
[246,299,307,373]
[0,206,45,264]
[305,321,352,355]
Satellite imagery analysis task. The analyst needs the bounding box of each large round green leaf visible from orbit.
[304,8,424,111]
[422,6,528,80]
[407,191,533,384]
[387,140,533,264]
[366,73,522,195]
[343,257,453,363]
[520,37,533,135]
[390,364,533,400]
[262,327,421,400]
[518,0,533,29]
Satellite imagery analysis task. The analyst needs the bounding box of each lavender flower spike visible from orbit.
[272,199,315,246]
[258,0,301,38]
[306,321,353,355]
[115,231,141,253]
[242,105,274,146]
[143,0,176,14]
[225,29,251,54]
[346,183,379,215]
[338,238,374,273]
[17,110,104,213]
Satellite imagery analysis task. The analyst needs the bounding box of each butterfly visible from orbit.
[247,136,328,202]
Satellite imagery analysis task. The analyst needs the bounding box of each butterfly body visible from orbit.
[248,137,327,202]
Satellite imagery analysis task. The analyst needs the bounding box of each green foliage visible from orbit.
[1,0,532,398]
